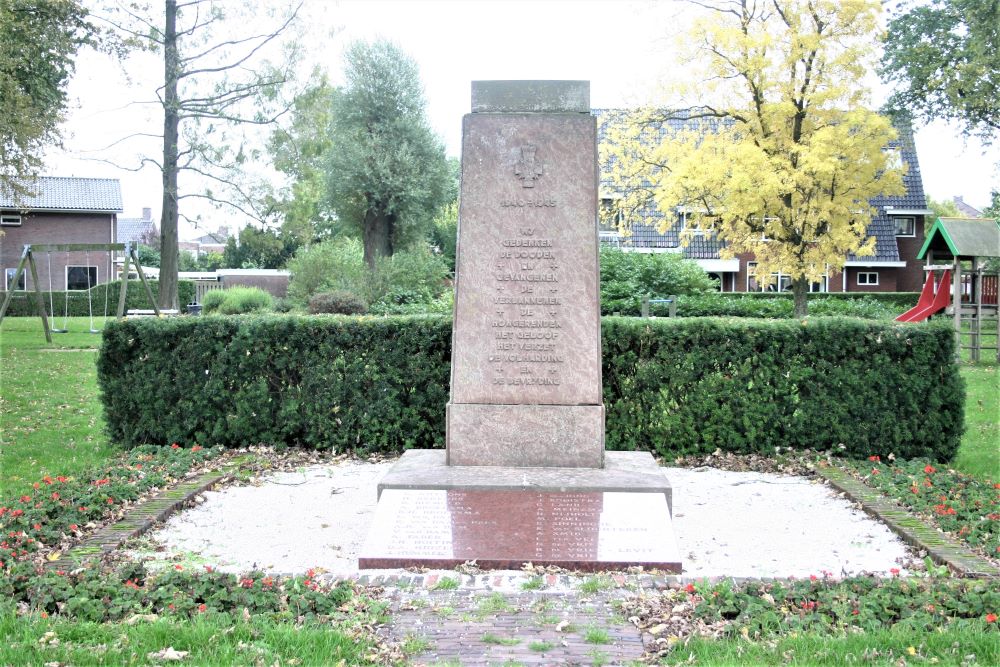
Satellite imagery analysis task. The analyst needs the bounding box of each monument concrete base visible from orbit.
[358,450,681,572]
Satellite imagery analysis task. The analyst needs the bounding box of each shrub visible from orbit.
[200,289,227,314]
[0,280,196,317]
[600,246,718,314]
[286,238,366,306]
[201,287,273,315]
[668,293,908,319]
[308,291,368,315]
[286,238,449,308]
[272,297,294,313]
[98,316,963,461]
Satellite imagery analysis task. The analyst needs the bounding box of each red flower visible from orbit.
[809,574,818,581]
[32,483,39,490]
[32,523,41,531]
[852,609,859,615]
[868,455,880,462]
[985,613,997,623]
[910,486,919,494]
[51,492,59,501]
[93,479,109,487]
[171,443,180,449]
[890,568,900,576]
[69,524,78,531]
[10,509,22,518]
[124,579,140,589]
[262,576,274,588]
[924,465,936,474]
[40,612,48,619]
[198,603,207,613]
[174,564,183,571]
[871,468,880,475]
[204,565,214,573]
[684,583,696,594]
[20,496,30,503]
[106,497,115,505]
[42,476,53,485]
[192,445,203,452]
[168,603,175,611]
[56,476,68,483]
[240,577,254,588]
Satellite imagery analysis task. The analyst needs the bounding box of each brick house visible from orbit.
[596,111,932,293]
[1,177,122,292]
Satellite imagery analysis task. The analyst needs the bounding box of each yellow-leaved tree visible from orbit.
[603,0,905,317]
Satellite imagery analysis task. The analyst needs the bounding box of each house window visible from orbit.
[5,268,25,290]
[66,266,97,291]
[857,271,879,286]
[747,262,794,292]
[893,216,915,237]
[599,198,624,230]
[1,213,21,226]
[679,210,705,235]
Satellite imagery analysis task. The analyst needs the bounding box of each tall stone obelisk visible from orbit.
[446,80,605,468]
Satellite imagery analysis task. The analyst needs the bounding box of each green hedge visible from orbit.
[608,292,921,319]
[2,280,196,317]
[97,316,963,461]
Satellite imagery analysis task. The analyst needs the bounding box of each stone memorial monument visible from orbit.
[359,81,680,572]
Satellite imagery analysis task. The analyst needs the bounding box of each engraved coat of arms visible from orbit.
[514,145,543,187]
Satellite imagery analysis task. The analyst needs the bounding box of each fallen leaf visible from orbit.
[147,647,188,661]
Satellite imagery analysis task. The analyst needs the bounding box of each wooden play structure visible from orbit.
[0,242,160,343]
[900,218,1000,361]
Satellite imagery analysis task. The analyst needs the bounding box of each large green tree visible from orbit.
[881,0,999,143]
[0,0,92,198]
[604,0,904,317]
[327,40,451,269]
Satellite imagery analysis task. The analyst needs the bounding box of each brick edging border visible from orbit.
[815,464,999,578]
[47,470,230,571]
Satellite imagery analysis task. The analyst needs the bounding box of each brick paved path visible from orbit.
[383,585,649,667]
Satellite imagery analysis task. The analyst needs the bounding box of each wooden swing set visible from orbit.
[0,242,160,343]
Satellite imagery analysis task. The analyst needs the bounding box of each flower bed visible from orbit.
[690,577,999,636]
[845,457,999,559]
[0,444,222,572]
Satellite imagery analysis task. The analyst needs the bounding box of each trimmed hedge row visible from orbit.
[97,315,964,461]
[605,292,920,318]
[1,280,196,317]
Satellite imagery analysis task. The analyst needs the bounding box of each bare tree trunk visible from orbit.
[792,275,809,318]
[158,0,180,310]
[362,210,393,269]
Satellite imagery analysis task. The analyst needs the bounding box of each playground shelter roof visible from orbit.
[917,217,1000,260]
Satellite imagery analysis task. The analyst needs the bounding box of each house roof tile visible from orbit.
[0,177,123,213]
[593,109,927,264]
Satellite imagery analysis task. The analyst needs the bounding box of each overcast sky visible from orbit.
[47,0,999,239]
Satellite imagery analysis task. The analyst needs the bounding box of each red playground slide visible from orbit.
[896,270,951,322]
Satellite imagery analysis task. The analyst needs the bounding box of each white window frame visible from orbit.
[857,271,879,286]
[599,197,624,229]
[893,216,915,237]
[0,213,22,226]
[66,265,98,291]
[679,210,706,235]
[5,268,25,290]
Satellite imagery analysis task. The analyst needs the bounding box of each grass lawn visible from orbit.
[665,625,999,665]
[953,362,999,480]
[0,317,119,498]
[0,603,377,666]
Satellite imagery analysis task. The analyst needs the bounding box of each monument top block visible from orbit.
[471,80,590,114]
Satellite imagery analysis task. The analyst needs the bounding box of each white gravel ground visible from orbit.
[144,460,913,579]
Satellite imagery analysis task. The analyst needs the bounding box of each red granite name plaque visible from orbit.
[359,489,681,572]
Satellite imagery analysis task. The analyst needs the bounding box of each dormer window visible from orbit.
[893,216,915,237]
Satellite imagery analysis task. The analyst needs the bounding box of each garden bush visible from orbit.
[658,293,914,319]
[600,246,717,314]
[201,287,272,315]
[0,280,196,317]
[98,316,963,461]
[286,238,449,308]
[308,291,368,315]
